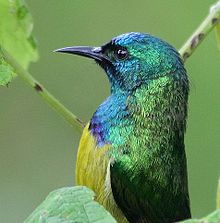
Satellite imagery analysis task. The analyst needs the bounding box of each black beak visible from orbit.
[54,46,110,63]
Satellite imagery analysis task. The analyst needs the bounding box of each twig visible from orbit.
[2,47,85,133]
[179,0,220,62]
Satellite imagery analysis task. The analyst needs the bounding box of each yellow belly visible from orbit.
[76,124,128,223]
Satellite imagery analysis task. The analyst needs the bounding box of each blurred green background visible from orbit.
[0,0,220,222]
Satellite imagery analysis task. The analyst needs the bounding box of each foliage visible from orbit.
[180,210,220,223]
[23,186,117,223]
[0,0,38,86]
[23,183,220,223]
[0,48,15,86]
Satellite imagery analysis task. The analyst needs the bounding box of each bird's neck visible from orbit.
[128,74,188,150]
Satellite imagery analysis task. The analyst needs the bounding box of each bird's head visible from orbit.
[56,32,185,93]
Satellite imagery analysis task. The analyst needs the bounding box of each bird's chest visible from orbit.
[89,94,133,148]
[76,124,129,223]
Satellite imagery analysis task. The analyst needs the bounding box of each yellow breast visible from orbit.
[76,124,128,223]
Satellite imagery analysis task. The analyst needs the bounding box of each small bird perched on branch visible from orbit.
[56,32,191,223]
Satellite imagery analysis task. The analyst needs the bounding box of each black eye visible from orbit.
[114,47,128,60]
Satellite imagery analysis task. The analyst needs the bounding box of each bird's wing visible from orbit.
[109,152,162,223]
[109,145,191,223]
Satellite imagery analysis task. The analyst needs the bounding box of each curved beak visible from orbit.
[54,46,110,62]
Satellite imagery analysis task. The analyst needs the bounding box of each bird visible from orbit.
[56,32,191,223]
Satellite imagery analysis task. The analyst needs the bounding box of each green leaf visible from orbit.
[179,210,220,223]
[0,48,15,86]
[0,0,38,86]
[23,186,117,223]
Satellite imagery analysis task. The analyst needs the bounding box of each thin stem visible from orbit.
[2,47,85,133]
[179,0,220,62]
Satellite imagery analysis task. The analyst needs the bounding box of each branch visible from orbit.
[2,47,85,133]
[179,0,220,62]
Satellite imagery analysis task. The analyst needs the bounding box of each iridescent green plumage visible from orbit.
[57,32,191,223]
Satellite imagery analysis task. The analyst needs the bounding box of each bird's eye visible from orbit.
[114,47,128,60]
